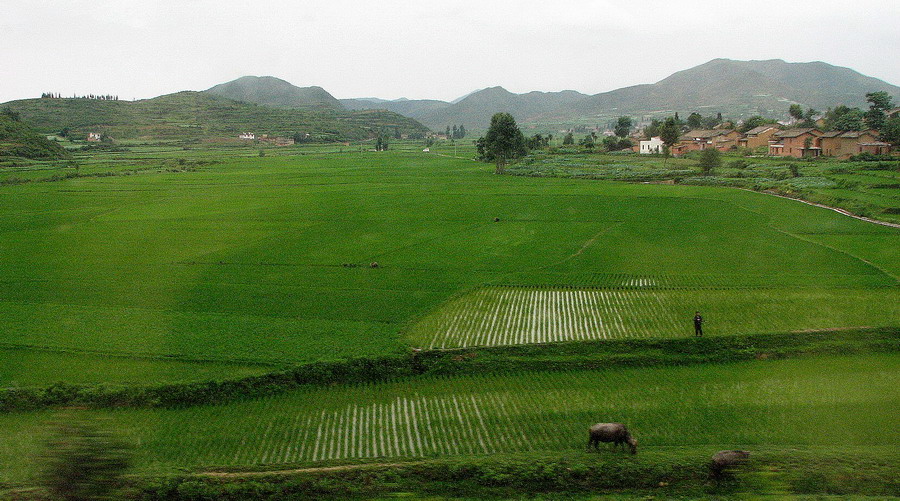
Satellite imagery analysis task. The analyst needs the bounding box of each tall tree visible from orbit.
[686,112,703,129]
[865,91,893,130]
[477,112,526,174]
[659,117,681,166]
[562,132,574,145]
[789,104,804,121]
[614,116,632,138]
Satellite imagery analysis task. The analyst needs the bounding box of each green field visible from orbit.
[1,353,897,487]
[0,150,898,386]
[1,147,899,497]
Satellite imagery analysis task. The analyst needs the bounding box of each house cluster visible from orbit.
[237,133,295,146]
[638,125,891,159]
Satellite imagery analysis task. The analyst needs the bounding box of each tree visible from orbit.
[824,106,865,131]
[880,116,900,147]
[738,115,777,133]
[562,132,574,145]
[643,119,661,139]
[659,117,681,153]
[477,112,526,174]
[614,116,632,138]
[789,104,804,121]
[865,91,893,130]
[580,133,595,152]
[686,112,703,129]
[697,148,721,175]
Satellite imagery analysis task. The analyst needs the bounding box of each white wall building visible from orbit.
[239,132,256,140]
[639,136,664,154]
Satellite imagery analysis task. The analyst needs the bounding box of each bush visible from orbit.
[697,149,722,175]
[727,159,748,170]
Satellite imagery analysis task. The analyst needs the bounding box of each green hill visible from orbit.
[0,110,69,159]
[2,92,429,142]
[206,76,345,110]
[345,59,900,129]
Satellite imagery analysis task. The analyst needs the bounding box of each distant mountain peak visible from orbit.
[205,76,343,110]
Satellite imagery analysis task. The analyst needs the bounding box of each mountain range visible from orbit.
[4,59,898,141]
[204,59,900,132]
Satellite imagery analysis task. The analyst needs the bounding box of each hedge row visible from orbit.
[2,327,897,412]
[131,448,900,500]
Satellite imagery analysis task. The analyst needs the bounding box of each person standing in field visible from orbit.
[694,311,703,337]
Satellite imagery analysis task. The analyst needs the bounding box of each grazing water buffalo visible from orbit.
[588,423,637,454]
[710,450,750,477]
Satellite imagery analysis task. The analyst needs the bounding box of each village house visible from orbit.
[258,135,295,146]
[639,136,665,154]
[737,125,780,150]
[768,128,822,158]
[238,132,256,140]
[676,129,741,154]
[87,132,102,142]
[819,130,890,158]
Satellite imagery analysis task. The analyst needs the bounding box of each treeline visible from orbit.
[2,327,892,411]
[41,92,120,100]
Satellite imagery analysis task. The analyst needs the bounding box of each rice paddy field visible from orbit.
[1,149,897,385]
[1,353,897,485]
[0,146,898,495]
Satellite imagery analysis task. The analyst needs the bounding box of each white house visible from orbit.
[238,132,256,140]
[87,132,102,142]
[639,136,664,154]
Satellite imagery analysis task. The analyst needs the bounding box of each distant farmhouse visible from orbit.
[639,136,664,154]
[238,132,256,140]
[87,132,102,142]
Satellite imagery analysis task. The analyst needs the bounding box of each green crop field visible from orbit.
[1,353,896,485]
[1,146,898,497]
[0,149,897,385]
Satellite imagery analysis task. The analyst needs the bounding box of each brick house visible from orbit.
[819,130,890,158]
[768,128,822,158]
[677,129,740,153]
[737,125,780,150]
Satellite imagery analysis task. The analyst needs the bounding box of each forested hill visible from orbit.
[559,58,900,121]
[2,92,430,142]
[205,76,345,111]
[0,111,69,159]
[344,59,900,130]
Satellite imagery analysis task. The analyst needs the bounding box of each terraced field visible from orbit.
[1,353,896,484]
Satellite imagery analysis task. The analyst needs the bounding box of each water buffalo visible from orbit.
[588,423,637,454]
[710,450,750,477]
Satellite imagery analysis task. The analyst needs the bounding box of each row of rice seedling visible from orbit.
[2,353,894,485]
[406,286,899,348]
[495,272,897,289]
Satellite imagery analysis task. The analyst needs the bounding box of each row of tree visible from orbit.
[476,113,637,174]
[445,124,467,139]
[40,92,119,100]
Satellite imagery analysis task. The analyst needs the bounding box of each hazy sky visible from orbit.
[3,0,898,103]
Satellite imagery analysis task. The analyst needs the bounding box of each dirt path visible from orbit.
[750,189,900,229]
[198,461,421,478]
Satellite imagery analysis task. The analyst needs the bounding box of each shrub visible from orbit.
[697,149,722,175]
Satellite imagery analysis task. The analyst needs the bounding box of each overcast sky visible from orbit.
[2,0,898,103]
